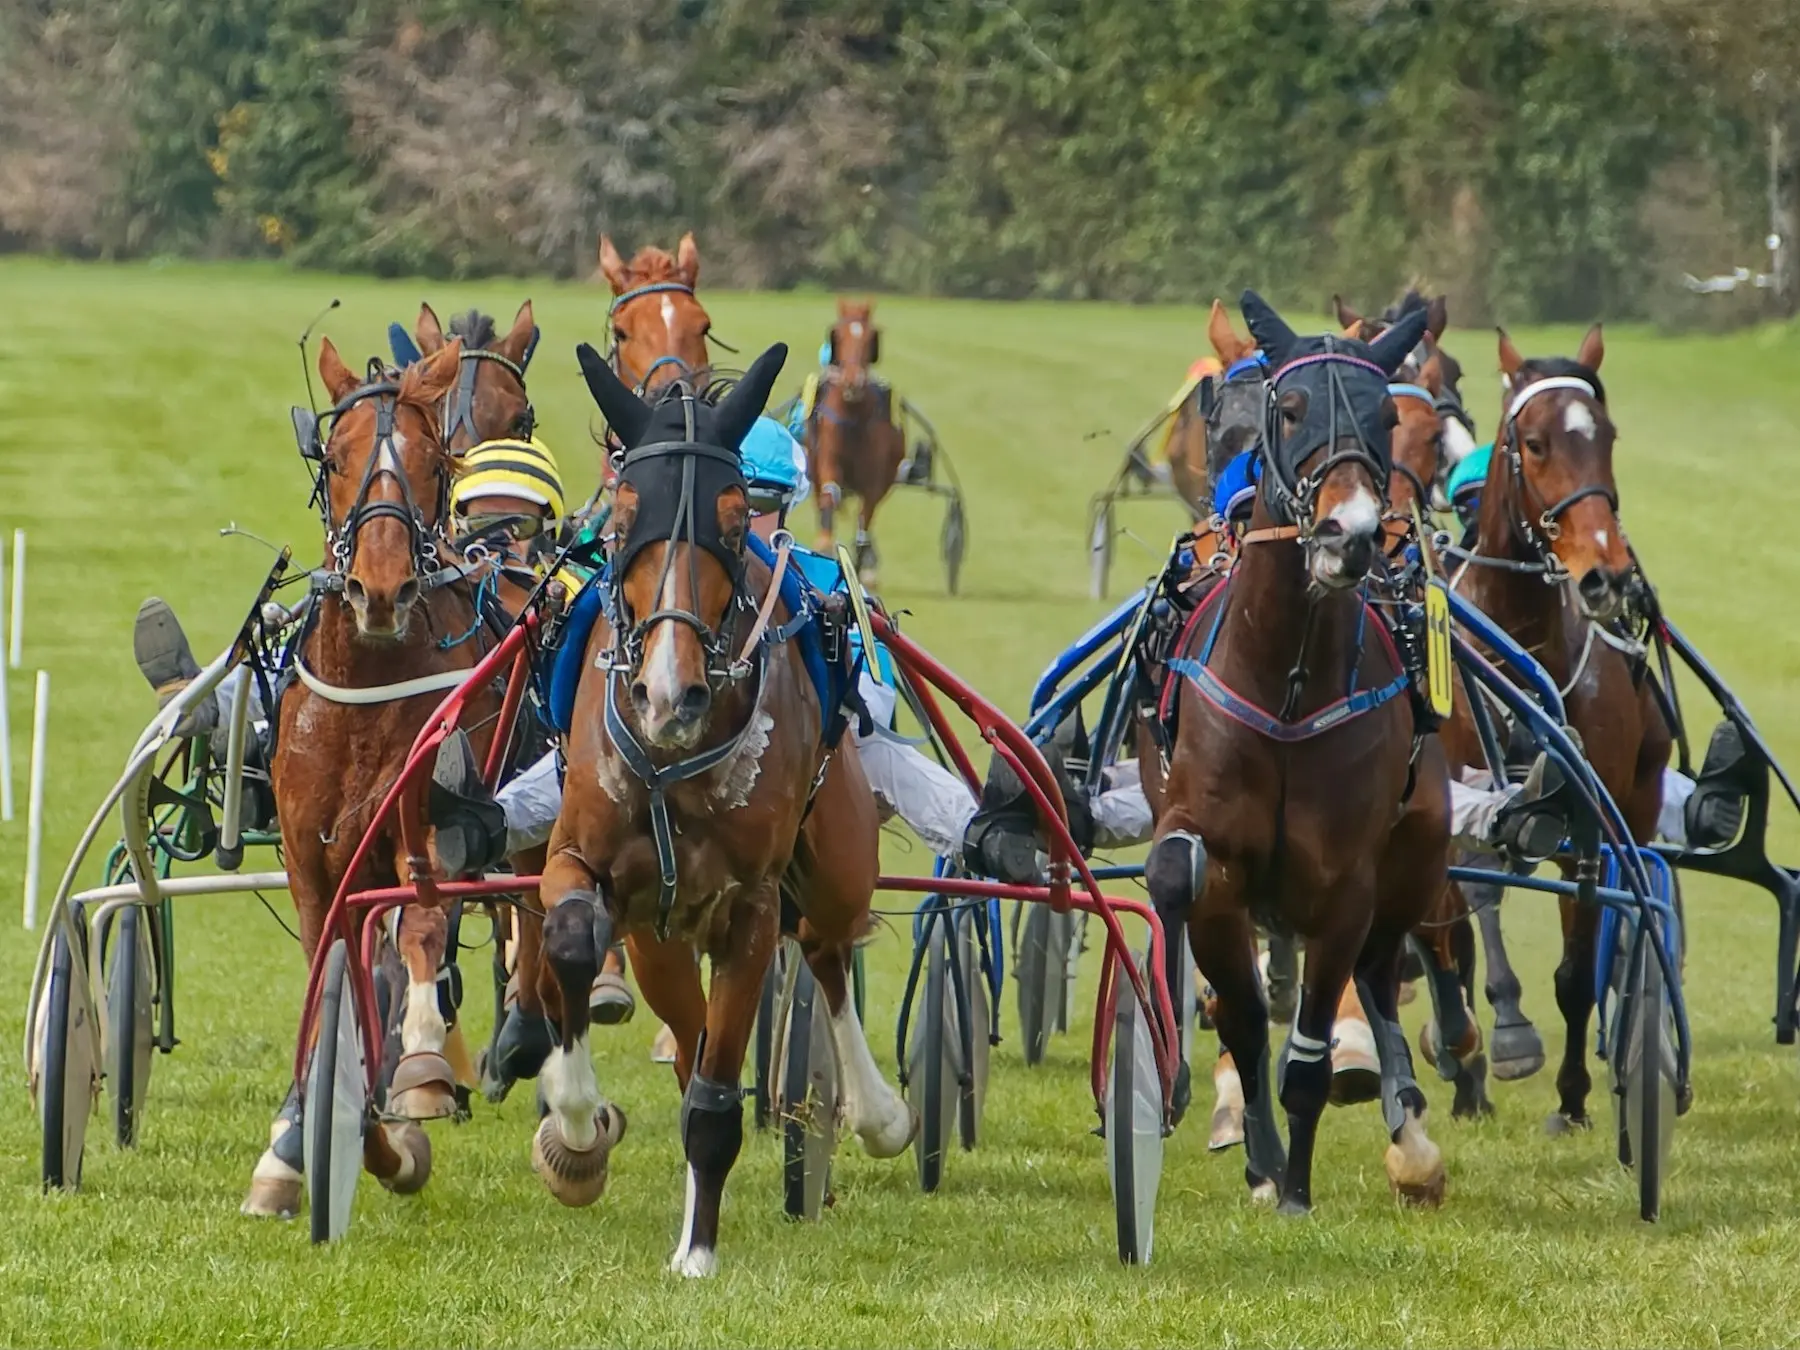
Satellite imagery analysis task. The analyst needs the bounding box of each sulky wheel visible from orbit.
[1015,905,1074,1066]
[941,495,966,597]
[907,918,958,1192]
[1104,960,1164,1265]
[38,923,96,1191]
[105,904,157,1149]
[751,944,785,1131]
[954,907,991,1151]
[1088,501,1115,601]
[1613,919,1679,1222]
[305,939,368,1243]
[776,946,838,1220]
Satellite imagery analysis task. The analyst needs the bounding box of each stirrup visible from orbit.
[1684,720,1750,850]
[1492,754,1570,863]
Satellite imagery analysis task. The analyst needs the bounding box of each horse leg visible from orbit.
[669,885,780,1278]
[1467,873,1545,1079]
[623,930,707,1086]
[385,900,459,1121]
[1356,935,1446,1206]
[1327,979,1380,1106]
[814,423,842,553]
[1546,896,1599,1134]
[802,924,916,1159]
[532,855,627,1206]
[1275,925,1363,1216]
[1210,1050,1246,1150]
[854,497,880,587]
[1264,931,1300,1024]
[1411,924,1493,1119]
[1194,905,1285,1201]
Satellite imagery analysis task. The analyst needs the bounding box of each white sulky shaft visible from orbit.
[23,670,48,928]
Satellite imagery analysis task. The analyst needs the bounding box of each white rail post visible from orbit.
[9,530,24,669]
[23,669,48,927]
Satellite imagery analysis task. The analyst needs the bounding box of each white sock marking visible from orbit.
[401,979,445,1054]
[823,982,912,1156]
[542,1041,602,1150]
[670,1165,701,1269]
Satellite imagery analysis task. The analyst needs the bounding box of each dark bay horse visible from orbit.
[245,337,496,1216]
[527,341,913,1276]
[803,298,905,583]
[1148,293,1450,1214]
[1440,325,1672,1132]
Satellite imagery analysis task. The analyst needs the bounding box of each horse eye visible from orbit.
[612,326,628,344]
[1524,435,1548,456]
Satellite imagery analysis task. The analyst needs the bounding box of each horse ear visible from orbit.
[318,337,360,402]
[1576,322,1604,372]
[836,295,852,318]
[576,342,650,446]
[1419,343,1444,397]
[1426,295,1448,341]
[1239,290,1297,364]
[598,235,628,292]
[676,232,701,287]
[1332,295,1362,331]
[1207,299,1249,364]
[496,300,535,366]
[404,337,463,408]
[415,303,445,356]
[1369,308,1429,376]
[1496,327,1524,378]
[714,343,789,452]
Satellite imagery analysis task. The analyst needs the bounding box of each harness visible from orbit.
[1385,381,1441,515]
[607,281,707,396]
[442,345,534,451]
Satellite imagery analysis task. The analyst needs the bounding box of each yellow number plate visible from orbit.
[1425,580,1454,719]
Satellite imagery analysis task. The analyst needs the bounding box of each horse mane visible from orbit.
[1515,356,1607,407]
[448,309,497,350]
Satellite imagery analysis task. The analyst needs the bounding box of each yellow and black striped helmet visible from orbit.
[452,437,566,522]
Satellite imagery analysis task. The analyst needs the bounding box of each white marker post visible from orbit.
[8,530,23,669]
[0,546,10,822]
[23,669,48,928]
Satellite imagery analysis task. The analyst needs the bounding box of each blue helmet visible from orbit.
[740,415,811,510]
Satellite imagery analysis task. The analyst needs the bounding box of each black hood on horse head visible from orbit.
[575,340,789,582]
[1239,289,1428,489]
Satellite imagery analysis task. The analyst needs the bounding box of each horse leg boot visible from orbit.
[534,887,627,1206]
[807,935,916,1158]
[1356,963,1446,1206]
[1196,906,1285,1201]
[1327,980,1380,1106]
[1468,874,1544,1079]
[671,899,780,1278]
[1146,829,1205,1125]
[242,1083,305,1218]
[1546,897,1598,1135]
[1275,940,1357,1217]
[387,901,459,1121]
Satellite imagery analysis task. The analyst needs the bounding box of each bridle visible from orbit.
[307,364,459,597]
[605,281,715,397]
[1384,381,1441,520]
[441,342,535,452]
[1258,347,1393,542]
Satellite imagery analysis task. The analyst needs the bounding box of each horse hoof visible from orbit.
[377,1122,433,1195]
[532,1106,627,1208]
[858,1103,918,1160]
[670,1246,718,1279]
[1543,1111,1591,1137]
[240,1176,301,1219]
[1276,1194,1312,1218]
[1247,1173,1277,1205]
[1390,1169,1447,1208]
[1209,1103,1245,1152]
[387,1051,459,1121]
[1488,1022,1545,1081]
[589,971,636,1026]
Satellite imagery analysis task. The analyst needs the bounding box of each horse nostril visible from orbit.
[676,683,711,724]
[630,681,651,712]
[1578,568,1618,605]
[395,579,420,611]
[344,578,366,606]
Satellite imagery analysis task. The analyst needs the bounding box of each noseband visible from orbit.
[308,366,458,597]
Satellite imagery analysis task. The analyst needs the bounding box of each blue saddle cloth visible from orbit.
[543,537,865,740]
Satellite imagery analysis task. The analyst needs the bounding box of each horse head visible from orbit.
[577,340,788,749]
[414,300,537,452]
[597,232,712,397]
[1492,324,1629,620]
[315,336,464,640]
[828,298,880,399]
[1202,298,1267,493]
[1242,290,1428,589]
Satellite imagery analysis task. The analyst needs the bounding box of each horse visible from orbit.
[1146,292,1450,1213]
[1439,325,1672,1133]
[801,298,906,583]
[597,232,713,396]
[526,340,914,1276]
[1160,300,1263,520]
[243,337,495,1217]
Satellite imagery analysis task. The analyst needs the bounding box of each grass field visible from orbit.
[4,256,1800,1347]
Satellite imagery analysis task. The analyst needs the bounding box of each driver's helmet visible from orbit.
[452,437,567,530]
[740,416,811,515]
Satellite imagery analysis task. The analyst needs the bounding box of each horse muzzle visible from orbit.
[1576,565,1628,622]
[345,575,421,642]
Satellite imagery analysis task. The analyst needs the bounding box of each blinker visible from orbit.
[291,406,321,462]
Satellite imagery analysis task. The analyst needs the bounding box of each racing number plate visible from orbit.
[835,544,884,686]
[1425,579,1454,718]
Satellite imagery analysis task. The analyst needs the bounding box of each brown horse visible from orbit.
[1148,293,1449,1214]
[1440,325,1672,1132]
[597,232,712,396]
[803,298,906,583]
[526,341,913,1276]
[244,337,494,1217]
[1163,300,1262,519]
[414,300,537,453]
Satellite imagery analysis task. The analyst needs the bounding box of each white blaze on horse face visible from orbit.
[1564,400,1597,439]
[1441,418,1477,467]
[661,296,677,349]
[640,552,690,742]
[1329,485,1381,539]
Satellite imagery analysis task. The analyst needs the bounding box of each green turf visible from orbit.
[4,257,1800,1347]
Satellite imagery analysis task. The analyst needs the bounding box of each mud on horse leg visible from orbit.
[534,879,627,1206]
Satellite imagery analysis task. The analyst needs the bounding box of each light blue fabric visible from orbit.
[1448,441,1492,526]
[1212,449,1261,520]
[741,415,811,506]
[818,339,833,368]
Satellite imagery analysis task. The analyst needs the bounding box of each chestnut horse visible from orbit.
[1163,300,1264,519]
[597,232,713,396]
[244,338,496,1217]
[527,341,913,1276]
[803,299,906,583]
[1441,326,1672,1132]
[1147,293,1450,1214]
